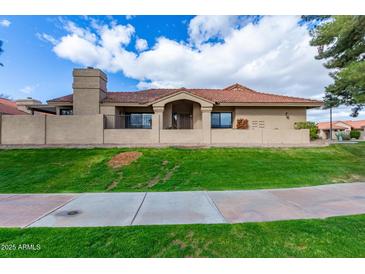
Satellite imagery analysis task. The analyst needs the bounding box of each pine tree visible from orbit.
[304,16,365,116]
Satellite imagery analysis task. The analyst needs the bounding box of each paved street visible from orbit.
[0,183,364,228]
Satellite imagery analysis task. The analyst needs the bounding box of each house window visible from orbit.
[60,108,73,115]
[125,113,152,129]
[211,112,232,128]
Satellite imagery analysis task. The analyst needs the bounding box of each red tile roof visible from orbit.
[317,120,365,130]
[0,98,28,115]
[342,120,365,129]
[48,84,322,105]
[317,122,349,130]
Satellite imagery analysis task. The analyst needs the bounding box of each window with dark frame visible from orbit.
[211,112,232,128]
[60,108,73,115]
[125,113,152,129]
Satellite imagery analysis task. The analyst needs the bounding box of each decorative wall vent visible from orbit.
[251,120,265,129]
[237,118,249,129]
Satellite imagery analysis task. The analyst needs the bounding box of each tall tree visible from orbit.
[304,16,365,116]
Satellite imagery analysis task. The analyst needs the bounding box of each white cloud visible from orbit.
[20,85,37,94]
[0,19,11,28]
[125,15,135,20]
[45,16,363,120]
[135,38,148,52]
[308,106,365,122]
[50,20,135,72]
[188,15,239,46]
[36,33,58,45]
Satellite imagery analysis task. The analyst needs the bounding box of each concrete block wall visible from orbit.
[0,114,104,145]
[1,115,46,144]
[46,115,104,144]
[104,129,158,144]
[160,129,204,144]
[211,128,309,144]
[0,114,310,146]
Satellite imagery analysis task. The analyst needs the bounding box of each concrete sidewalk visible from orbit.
[0,183,365,228]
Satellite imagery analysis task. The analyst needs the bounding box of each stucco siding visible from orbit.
[234,107,306,129]
[1,115,45,144]
[160,129,204,144]
[46,115,104,144]
[211,129,262,144]
[211,128,309,144]
[104,129,157,144]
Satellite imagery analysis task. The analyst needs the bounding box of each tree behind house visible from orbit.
[304,16,365,117]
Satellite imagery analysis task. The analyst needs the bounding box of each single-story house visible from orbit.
[0,98,28,115]
[317,120,365,140]
[0,68,323,145]
[0,97,45,115]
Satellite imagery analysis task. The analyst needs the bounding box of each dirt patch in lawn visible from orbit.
[106,181,119,191]
[162,165,179,182]
[108,151,142,168]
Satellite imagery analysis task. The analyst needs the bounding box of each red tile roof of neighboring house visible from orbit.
[317,120,365,130]
[342,120,365,129]
[0,98,28,115]
[48,84,322,105]
[317,122,349,130]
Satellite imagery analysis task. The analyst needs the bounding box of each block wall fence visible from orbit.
[0,114,310,145]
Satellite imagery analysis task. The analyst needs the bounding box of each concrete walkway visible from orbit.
[0,183,365,228]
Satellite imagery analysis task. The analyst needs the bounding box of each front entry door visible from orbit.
[172,113,193,129]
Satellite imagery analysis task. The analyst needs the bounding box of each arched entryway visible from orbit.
[163,100,201,129]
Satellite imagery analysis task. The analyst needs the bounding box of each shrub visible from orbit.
[294,121,318,140]
[335,131,350,141]
[350,130,361,139]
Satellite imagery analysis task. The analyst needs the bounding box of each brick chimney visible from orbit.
[72,67,107,115]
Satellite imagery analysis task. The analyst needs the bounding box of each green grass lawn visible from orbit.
[0,214,365,257]
[0,143,364,193]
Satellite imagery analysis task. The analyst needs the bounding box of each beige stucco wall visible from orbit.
[73,89,101,115]
[335,122,352,130]
[163,103,173,129]
[100,105,118,129]
[361,129,365,140]
[104,129,158,144]
[0,103,311,145]
[122,106,154,113]
[1,115,46,144]
[319,129,328,140]
[211,129,262,144]
[46,115,104,144]
[160,129,204,144]
[72,68,107,115]
[193,103,202,129]
[211,129,309,144]
[262,129,309,144]
[233,107,306,129]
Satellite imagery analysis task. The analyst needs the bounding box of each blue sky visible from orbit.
[0,15,363,121]
[0,16,194,101]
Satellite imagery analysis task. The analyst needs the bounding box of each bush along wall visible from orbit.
[294,121,319,140]
[350,130,361,139]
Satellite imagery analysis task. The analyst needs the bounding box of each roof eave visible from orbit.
[217,102,323,108]
[47,101,73,106]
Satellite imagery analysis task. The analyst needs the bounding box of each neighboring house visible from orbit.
[0,97,45,115]
[0,68,323,145]
[0,98,28,115]
[318,120,365,140]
